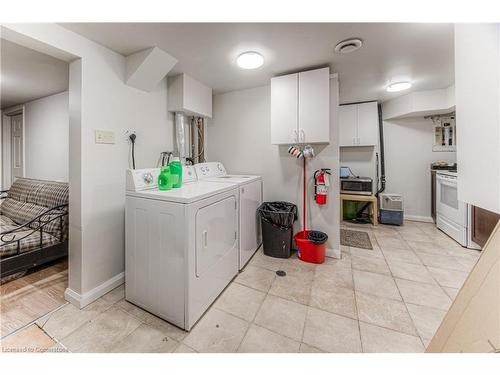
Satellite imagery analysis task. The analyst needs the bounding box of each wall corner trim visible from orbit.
[405,215,435,223]
[326,247,341,259]
[64,272,125,309]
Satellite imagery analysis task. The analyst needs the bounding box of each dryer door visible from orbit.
[196,195,237,277]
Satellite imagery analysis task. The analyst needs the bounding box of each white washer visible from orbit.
[125,166,239,330]
[195,162,263,269]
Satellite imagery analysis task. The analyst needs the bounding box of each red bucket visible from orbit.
[294,230,326,264]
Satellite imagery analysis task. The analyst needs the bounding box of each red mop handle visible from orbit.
[303,157,306,233]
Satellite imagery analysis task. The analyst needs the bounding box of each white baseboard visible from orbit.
[64,272,124,309]
[326,247,341,259]
[405,215,434,223]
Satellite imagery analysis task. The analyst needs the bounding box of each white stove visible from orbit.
[436,171,467,246]
[195,162,263,269]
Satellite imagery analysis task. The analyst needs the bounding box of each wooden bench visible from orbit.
[340,193,378,225]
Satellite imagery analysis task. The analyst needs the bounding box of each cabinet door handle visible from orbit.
[292,129,298,143]
[203,230,208,248]
[299,129,305,142]
[353,137,356,145]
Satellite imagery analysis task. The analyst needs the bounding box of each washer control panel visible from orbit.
[126,165,198,191]
[126,168,161,191]
[195,162,227,179]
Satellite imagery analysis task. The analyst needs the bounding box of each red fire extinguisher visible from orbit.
[314,169,331,205]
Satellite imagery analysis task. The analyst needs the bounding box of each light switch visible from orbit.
[95,130,115,144]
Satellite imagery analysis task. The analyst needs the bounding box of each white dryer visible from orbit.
[125,166,239,330]
[195,162,263,269]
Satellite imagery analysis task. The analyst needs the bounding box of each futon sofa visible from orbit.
[0,178,69,280]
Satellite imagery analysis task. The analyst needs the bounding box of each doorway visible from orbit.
[1,109,24,190]
[10,113,24,183]
[0,38,71,339]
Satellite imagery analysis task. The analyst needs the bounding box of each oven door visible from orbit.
[436,173,466,226]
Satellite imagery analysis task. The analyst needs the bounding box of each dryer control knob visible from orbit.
[143,173,154,184]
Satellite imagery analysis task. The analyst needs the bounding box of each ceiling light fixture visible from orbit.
[236,51,264,69]
[386,81,412,92]
[334,38,363,54]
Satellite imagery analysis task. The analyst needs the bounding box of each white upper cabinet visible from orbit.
[356,102,379,146]
[271,73,299,144]
[339,101,378,147]
[338,104,357,147]
[271,67,330,145]
[298,68,330,143]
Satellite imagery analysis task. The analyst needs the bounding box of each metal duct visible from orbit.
[175,112,187,162]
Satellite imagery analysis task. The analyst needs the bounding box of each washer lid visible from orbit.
[126,180,237,204]
[202,174,262,185]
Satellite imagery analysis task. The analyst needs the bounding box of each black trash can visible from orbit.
[258,201,297,259]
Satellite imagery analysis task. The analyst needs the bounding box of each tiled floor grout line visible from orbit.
[232,261,279,352]
[404,238,455,304]
[373,230,428,349]
[245,228,470,348]
[43,289,129,348]
[1,300,69,341]
[36,302,70,330]
[231,255,322,352]
[244,260,361,321]
[105,306,161,352]
[255,237,429,344]
[186,250,274,352]
[347,246,364,353]
[397,224,471,339]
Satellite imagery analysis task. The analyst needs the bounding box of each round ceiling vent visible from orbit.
[334,38,363,54]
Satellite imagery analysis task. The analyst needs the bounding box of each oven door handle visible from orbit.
[437,179,457,188]
[437,174,457,184]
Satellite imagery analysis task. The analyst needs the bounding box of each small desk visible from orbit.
[340,193,378,225]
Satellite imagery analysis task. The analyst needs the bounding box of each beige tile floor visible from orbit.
[0,259,68,339]
[0,221,481,353]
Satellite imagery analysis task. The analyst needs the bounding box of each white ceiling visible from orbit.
[62,23,454,104]
[1,39,69,109]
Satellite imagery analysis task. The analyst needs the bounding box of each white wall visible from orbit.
[455,24,500,213]
[0,110,3,190]
[2,24,173,305]
[24,91,69,182]
[383,117,456,221]
[207,77,341,256]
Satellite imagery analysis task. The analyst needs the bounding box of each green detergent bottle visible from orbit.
[169,158,183,188]
[158,166,173,191]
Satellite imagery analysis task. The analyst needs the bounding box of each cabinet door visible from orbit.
[356,102,379,146]
[338,104,357,147]
[298,67,330,143]
[271,73,298,144]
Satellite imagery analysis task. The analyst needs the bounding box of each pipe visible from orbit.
[375,103,386,197]
[355,103,386,221]
[303,157,307,233]
[175,112,187,163]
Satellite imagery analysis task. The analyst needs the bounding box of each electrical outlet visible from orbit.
[95,130,115,144]
[124,130,136,142]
